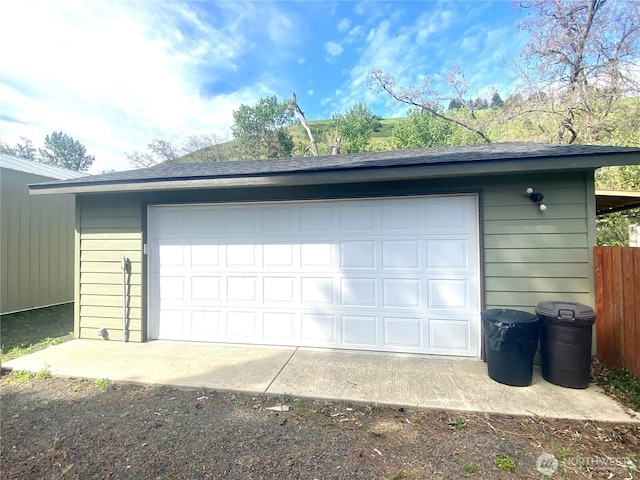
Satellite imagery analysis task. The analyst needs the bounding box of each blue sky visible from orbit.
[0,1,529,172]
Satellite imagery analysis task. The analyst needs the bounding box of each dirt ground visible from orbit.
[1,373,638,480]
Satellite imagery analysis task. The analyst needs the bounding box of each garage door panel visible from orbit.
[426,239,471,271]
[339,204,375,232]
[301,313,336,343]
[190,209,222,236]
[341,278,376,306]
[159,277,186,301]
[428,318,470,352]
[427,279,469,310]
[300,243,333,267]
[263,277,296,303]
[191,276,220,302]
[227,277,258,303]
[300,205,333,232]
[261,206,295,233]
[191,245,220,267]
[226,244,256,267]
[191,310,221,337]
[158,309,187,338]
[226,311,258,338]
[263,244,295,268]
[426,196,475,232]
[154,208,188,237]
[383,279,421,308]
[342,315,377,346]
[225,209,257,234]
[384,317,423,348]
[149,195,480,356]
[382,240,420,269]
[159,244,186,267]
[301,277,335,304]
[341,241,376,269]
[264,312,296,340]
[382,201,422,232]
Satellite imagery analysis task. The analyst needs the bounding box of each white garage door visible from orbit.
[148,195,480,356]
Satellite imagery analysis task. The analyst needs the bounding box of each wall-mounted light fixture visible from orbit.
[526,187,547,211]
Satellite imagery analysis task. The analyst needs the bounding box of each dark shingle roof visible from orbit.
[29,142,640,194]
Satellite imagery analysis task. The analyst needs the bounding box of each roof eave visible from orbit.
[28,153,636,196]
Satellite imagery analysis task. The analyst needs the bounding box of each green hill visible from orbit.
[173,99,640,165]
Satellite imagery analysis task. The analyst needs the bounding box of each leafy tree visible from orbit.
[0,137,37,160]
[38,132,94,171]
[596,164,640,245]
[331,101,375,154]
[516,0,640,143]
[0,139,16,156]
[490,92,504,109]
[473,97,489,110]
[231,95,295,159]
[448,99,464,111]
[392,108,467,149]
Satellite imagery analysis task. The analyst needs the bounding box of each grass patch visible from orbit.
[1,304,73,362]
[494,453,516,472]
[94,378,111,392]
[463,463,480,474]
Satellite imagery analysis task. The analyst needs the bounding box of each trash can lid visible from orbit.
[481,308,538,325]
[535,300,596,325]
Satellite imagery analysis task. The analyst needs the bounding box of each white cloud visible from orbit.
[337,18,350,32]
[325,41,344,56]
[308,89,314,96]
[0,1,277,173]
[346,25,365,42]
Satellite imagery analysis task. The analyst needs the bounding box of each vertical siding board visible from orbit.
[634,249,640,377]
[594,247,607,363]
[29,197,41,310]
[622,248,635,373]
[613,248,624,368]
[601,247,617,366]
[605,248,622,368]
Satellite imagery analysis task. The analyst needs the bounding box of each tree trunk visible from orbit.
[291,92,318,156]
[331,136,341,155]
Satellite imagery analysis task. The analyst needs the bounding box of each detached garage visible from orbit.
[28,143,640,358]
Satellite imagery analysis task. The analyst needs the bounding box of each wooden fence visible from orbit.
[594,246,640,377]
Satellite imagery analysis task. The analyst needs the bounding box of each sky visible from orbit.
[0,1,530,173]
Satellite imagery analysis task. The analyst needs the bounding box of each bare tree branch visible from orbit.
[291,92,318,156]
[367,68,492,143]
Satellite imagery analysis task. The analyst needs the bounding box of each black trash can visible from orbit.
[482,309,540,387]
[536,301,596,389]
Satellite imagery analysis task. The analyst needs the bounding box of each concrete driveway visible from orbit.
[3,339,638,423]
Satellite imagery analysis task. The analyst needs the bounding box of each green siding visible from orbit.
[1,169,75,313]
[482,173,594,312]
[76,195,142,341]
[75,171,597,342]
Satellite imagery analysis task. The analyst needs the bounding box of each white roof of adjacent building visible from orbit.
[0,153,87,180]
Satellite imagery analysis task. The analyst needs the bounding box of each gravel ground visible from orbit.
[1,373,638,480]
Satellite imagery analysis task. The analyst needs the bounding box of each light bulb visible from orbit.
[539,203,547,211]
[526,187,534,194]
